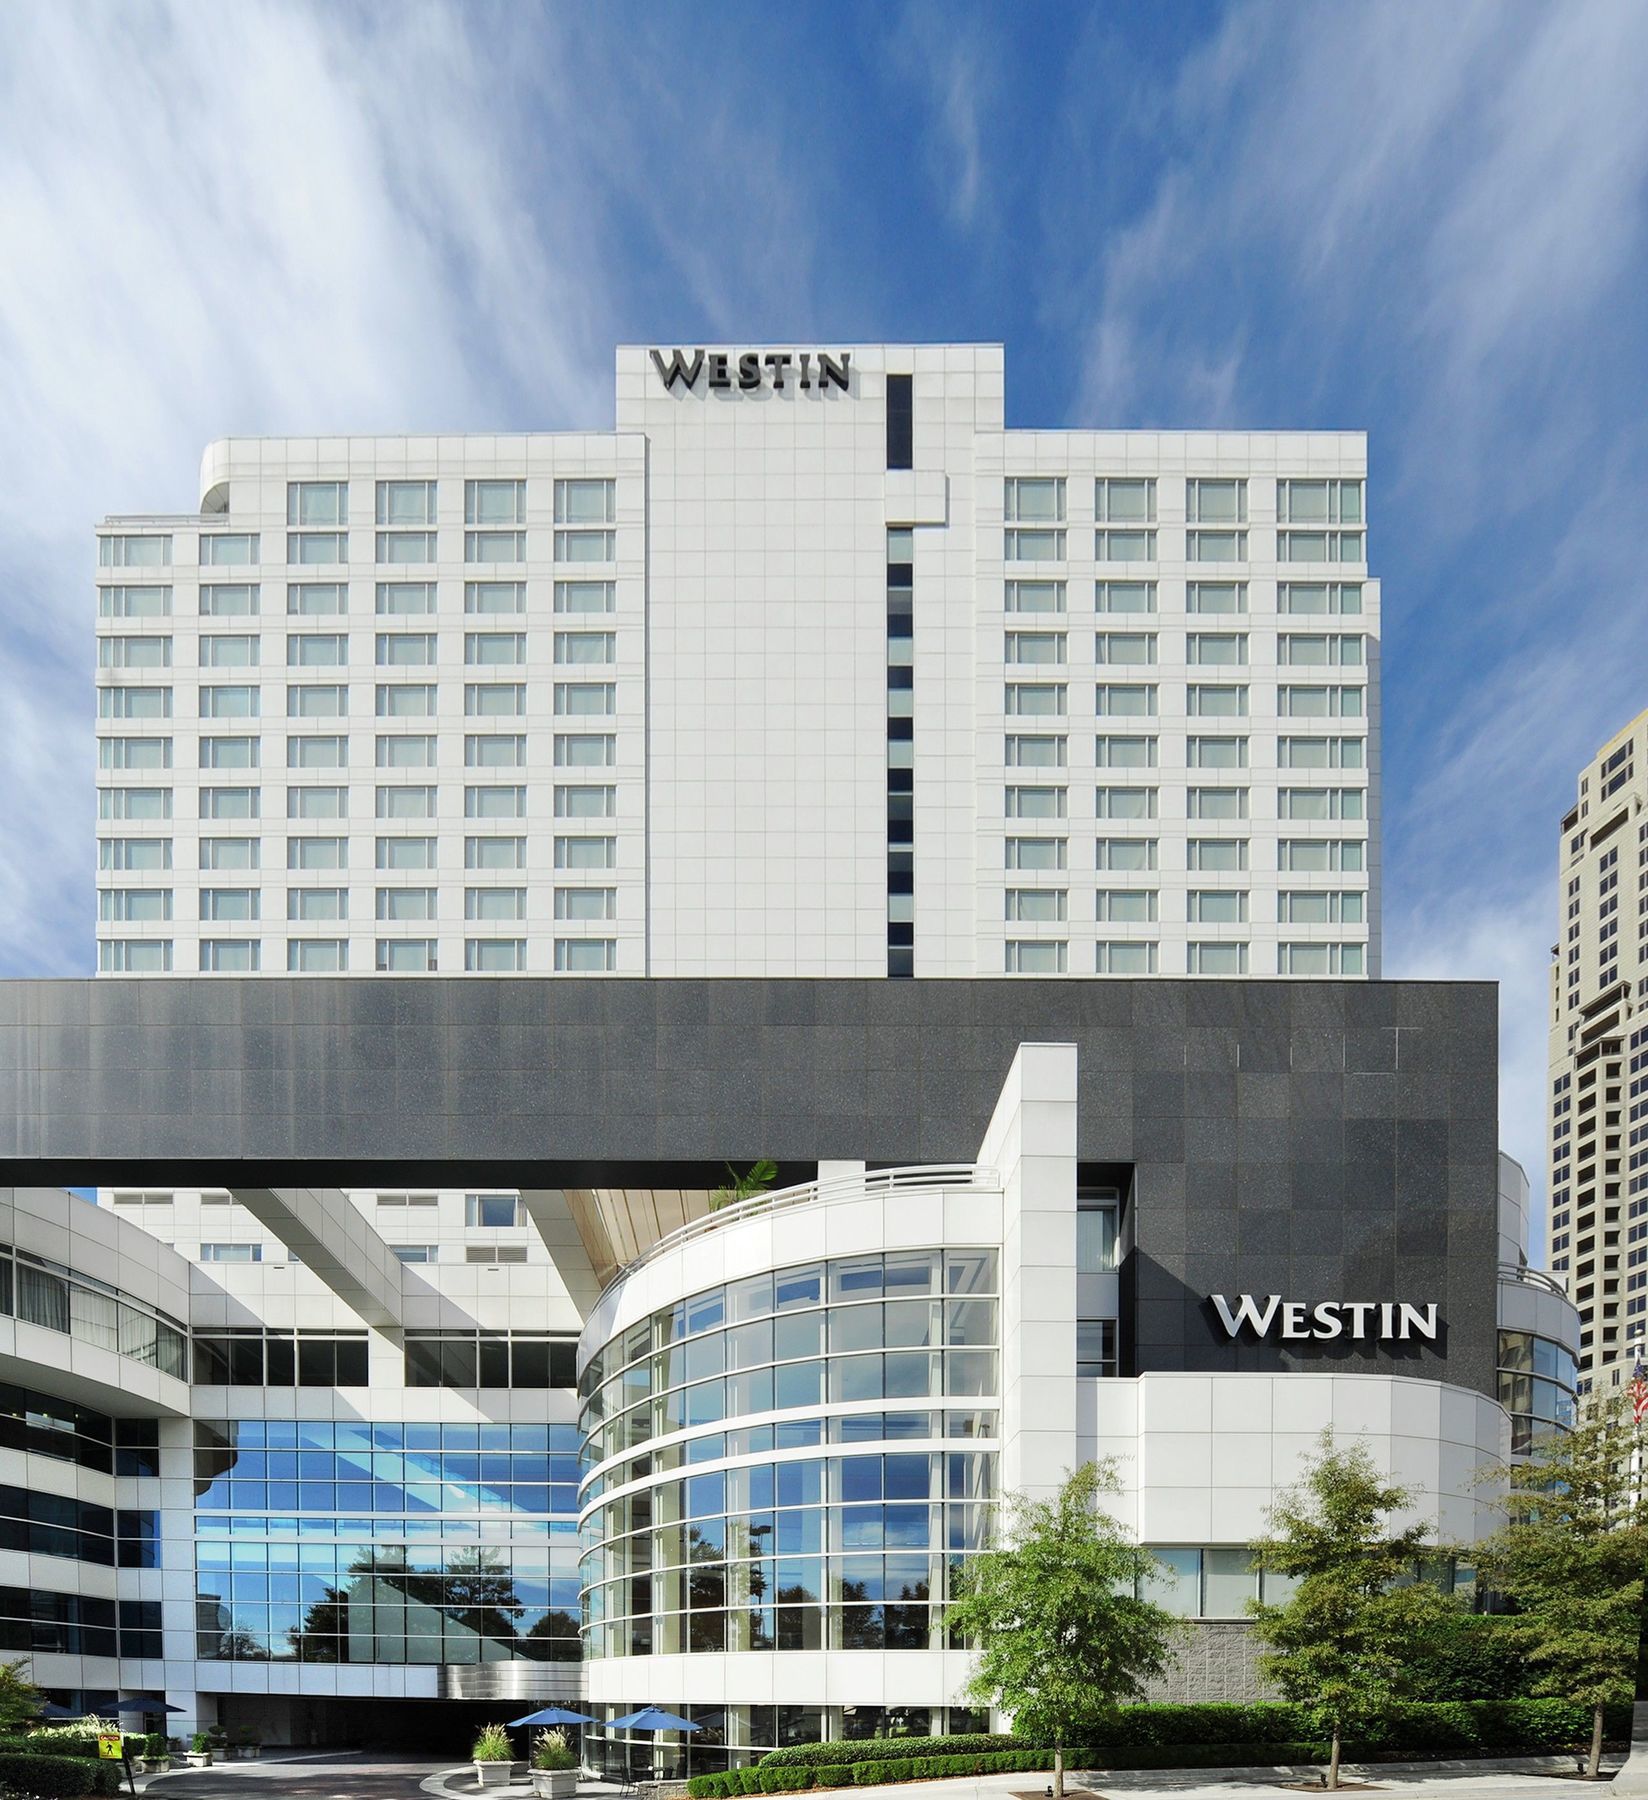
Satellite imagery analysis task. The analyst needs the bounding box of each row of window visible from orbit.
[1005,580,1364,615]
[584,1704,985,1778]
[99,728,616,779]
[1008,631,1366,666]
[100,630,613,668]
[97,680,616,720]
[101,832,617,870]
[197,1419,580,1454]
[100,781,616,821]
[1004,476,1363,525]
[0,1383,158,1476]
[999,787,1368,820]
[1006,683,1366,718]
[1006,838,1366,871]
[0,1487,157,1568]
[98,580,611,619]
[105,529,611,569]
[1007,941,1366,975]
[0,1588,161,1661]
[0,1247,189,1377]
[100,938,617,974]
[101,887,616,924]
[1002,890,1366,923]
[1003,529,1365,564]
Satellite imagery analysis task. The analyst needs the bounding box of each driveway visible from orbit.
[145,1754,451,1798]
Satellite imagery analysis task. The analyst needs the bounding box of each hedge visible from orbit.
[679,1701,1638,1796]
[0,1752,102,1799]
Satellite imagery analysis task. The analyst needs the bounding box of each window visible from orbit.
[1187,684,1248,717]
[1279,787,1365,820]
[886,373,913,469]
[1004,580,1065,614]
[1278,478,1363,524]
[98,889,172,923]
[99,535,171,568]
[467,887,527,922]
[1004,477,1065,523]
[1004,683,1066,717]
[200,533,259,565]
[376,887,436,922]
[464,733,525,769]
[554,478,615,524]
[1186,632,1247,666]
[392,1245,438,1264]
[376,581,435,616]
[287,786,345,820]
[199,684,259,719]
[100,736,172,771]
[377,785,436,820]
[376,683,436,718]
[1095,632,1155,666]
[1186,478,1247,524]
[1280,736,1365,769]
[1094,528,1156,561]
[288,837,345,871]
[287,531,347,565]
[1187,736,1248,769]
[1279,529,1364,563]
[468,938,527,972]
[554,732,615,767]
[375,836,436,870]
[469,631,527,666]
[553,887,615,921]
[198,735,255,770]
[552,580,611,615]
[1005,734,1066,768]
[1280,942,1365,975]
[99,635,171,670]
[551,529,611,563]
[466,783,526,819]
[1005,526,1066,561]
[555,836,615,870]
[1095,685,1156,717]
[288,481,347,527]
[1006,631,1067,665]
[376,480,436,526]
[199,1243,263,1263]
[554,682,615,716]
[1096,838,1158,871]
[1188,838,1248,871]
[99,838,173,871]
[288,888,347,922]
[199,786,259,820]
[1280,687,1364,724]
[466,479,526,525]
[1005,940,1067,974]
[98,788,171,821]
[1189,890,1248,923]
[1095,786,1157,820]
[552,784,615,819]
[98,940,171,972]
[1005,786,1066,820]
[1096,890,1156,923]
[1286,890,1369,928]
[1005,889,1066,922]
[1094,580,1155,614]
[1188,787,1248,820]
[467,682,526,717]
[98,685,171,719]
[1279,839,1365,872]
[200,584,257,617]
[1280,582,1362,616]
[200,633,259,669]
[287,735,346,770]
[1188,942,1248,975]
[289,583,346,616]
[1095,477,1155,523]
[289,683,347,717]
[1186,530,1247,562]
[377,733,436,768]
[377,632,436,666]
[199,941,260,973]
[288,939,346,973]
[1186,582,1245,614]
[1004,838,1066,871]
[376,529,436,563]
[1094,735,1156,769]
[376,939,437,972]
[1097,941,1155,973]
[201,887,259,921]
[550,936,613,972]
[467,836,526,870]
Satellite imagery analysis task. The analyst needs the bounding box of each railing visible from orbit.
[99,514,218,528]
[613,1164,999,1283]
[1499,1261,1568,1301]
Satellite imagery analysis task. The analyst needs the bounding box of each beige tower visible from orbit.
[1548,707,1648,1388]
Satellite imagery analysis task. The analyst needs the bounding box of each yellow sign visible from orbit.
[98,1735,123,1761]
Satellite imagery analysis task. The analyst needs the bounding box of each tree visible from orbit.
[945,1462,1186,1799]
[0,1659,44,1732]
[1473,1394,1648,1779]
[708,1160,778,1213]
[1249,1431,1461,1790]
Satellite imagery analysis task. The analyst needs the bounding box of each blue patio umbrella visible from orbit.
[608,1709,700,1733]
[111,1696,183,1713]
[508,1706,595,1728]
[38,1705,81,1720]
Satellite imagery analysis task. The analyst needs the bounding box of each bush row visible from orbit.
[0,1750,128,1799]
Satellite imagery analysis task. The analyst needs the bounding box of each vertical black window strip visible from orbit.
[887,527,915,977]
[886,375,913,472]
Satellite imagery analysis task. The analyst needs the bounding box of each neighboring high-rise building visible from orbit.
[95,344,1379,981]
[1548,707,1648,1387]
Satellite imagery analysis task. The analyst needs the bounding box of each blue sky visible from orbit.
[4,0,1648,1225]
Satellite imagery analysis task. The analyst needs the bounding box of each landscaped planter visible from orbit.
[530,1770,577,1798]
[473,1761,519,1788]
[182,1751,213,1768]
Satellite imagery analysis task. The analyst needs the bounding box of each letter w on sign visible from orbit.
[650,349,705,390]
[1211,1293,1282,1336]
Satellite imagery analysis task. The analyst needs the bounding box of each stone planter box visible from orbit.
[530,1770,577,1798]
[473,1762,518,1788]
[183,1751,213,1768]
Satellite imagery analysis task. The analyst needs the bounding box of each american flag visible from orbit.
[1629,1360,1648,1426]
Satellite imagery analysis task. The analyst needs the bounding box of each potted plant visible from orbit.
[530,1727,578,1798]
[144,1730,171,1773]
[184,1731,214,1768]
[232,1724,262,1759]
[472,1721,516,1788]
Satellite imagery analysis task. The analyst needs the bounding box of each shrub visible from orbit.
[759,1735,1026,1768]
[143,1732,169,1760]
[472,1722,514,1763]
[0,1752,100,1798]
[191,1733,210,1754]
[532,1729,577,1772]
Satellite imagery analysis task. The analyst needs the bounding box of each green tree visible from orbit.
[707,1160,778,1213]
[945,1462,1185,1799]
[1249,1431,1461,1790]
[0,1658,43,1732]
[1474,1394,1648,1779]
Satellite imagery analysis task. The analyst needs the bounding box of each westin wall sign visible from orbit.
[1211,1293,1441,1343]
[651,348,852,393]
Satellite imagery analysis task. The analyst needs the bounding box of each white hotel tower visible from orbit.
[95,344,1379,982]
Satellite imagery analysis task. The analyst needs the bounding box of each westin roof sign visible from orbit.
[650,349,852,393]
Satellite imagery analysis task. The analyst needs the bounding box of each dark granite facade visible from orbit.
[0,976,1500,1399]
